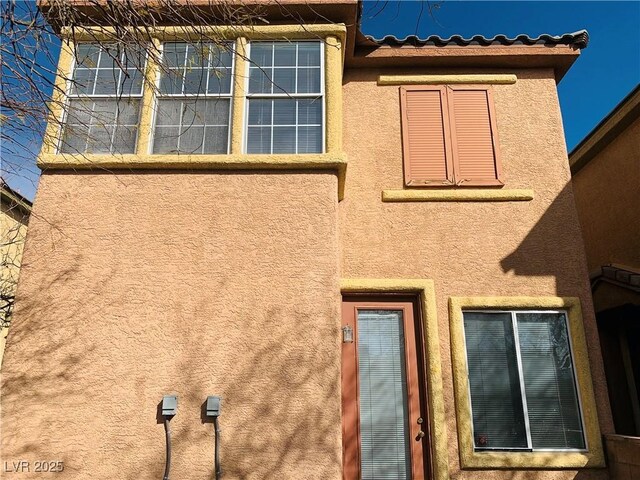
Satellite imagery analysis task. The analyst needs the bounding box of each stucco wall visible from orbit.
[571,117,640,273]
[0,202,29,365]
[1,171,341,479]
[339,67,613,479]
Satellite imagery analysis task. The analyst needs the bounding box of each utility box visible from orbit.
[206,396,221,417]
[162,395,178,416]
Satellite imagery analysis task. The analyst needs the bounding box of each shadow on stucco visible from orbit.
[500,183,590,295]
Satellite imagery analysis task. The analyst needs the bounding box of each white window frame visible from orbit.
[149,41,236,155]
[59,43,147,154]
[243,40,325,154]
[461,309,588,453]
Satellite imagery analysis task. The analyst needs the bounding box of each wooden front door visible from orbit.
[342,297,430,480]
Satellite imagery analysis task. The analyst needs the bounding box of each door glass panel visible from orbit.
[357,310,411,479]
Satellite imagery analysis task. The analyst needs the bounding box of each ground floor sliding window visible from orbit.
[342,297,431,480]
[462,310,585,451]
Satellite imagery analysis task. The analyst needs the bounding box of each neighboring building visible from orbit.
[0,179,32,366]
[569,85,640,476]
[1,1,617,479]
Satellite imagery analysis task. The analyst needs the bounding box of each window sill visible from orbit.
[382,189,534,202]
[461,450,605,469]
[38,152,347,200]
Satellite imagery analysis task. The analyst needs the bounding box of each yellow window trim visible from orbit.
[340,279,449,480]
[382,189,534,202]
[39,25,346,199]
[449,296,605,469]
[38,152,347,200]
[378,74,517,86]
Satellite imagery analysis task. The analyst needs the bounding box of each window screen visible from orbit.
[463,311,585,451]
[246,41,323,154]
[153,42,233,154]
[61,44,145,154]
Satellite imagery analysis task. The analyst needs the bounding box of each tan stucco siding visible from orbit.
[0,203,29,365]
[340,67,612,479]
[1,171,341,479]
[572,117,640,273]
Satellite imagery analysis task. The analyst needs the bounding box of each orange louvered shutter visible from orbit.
[400,86,454,186]
[448,87,502,186]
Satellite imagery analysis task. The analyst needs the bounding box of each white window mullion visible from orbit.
[92,49,102,96]
[512,311,533,450]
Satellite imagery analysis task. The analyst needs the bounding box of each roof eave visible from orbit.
[569,85,640,175]
[347,43,581,82]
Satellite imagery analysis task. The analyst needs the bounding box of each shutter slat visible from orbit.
[401,88,452,184]
[449,89,500,183]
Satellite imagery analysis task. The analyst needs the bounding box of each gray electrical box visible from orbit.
[162,395,178,416]
[206,396,221,417]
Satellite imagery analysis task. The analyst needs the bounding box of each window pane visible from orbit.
[98,48,117,68]
[61,99,139,154]
[247,127,271,154]
[120,69,143,96]
[248,99,272,126]
[250,43,273,67]
[357,310,411,480]
[274,44,296,66]
[178,126,205,153]
[273,68,295,93]
[205,100,231,126]
[297,67,321,94]
[94,69,120,95]
[273,100,296,125]
[112,126,138,154]
[153,126,180,154]
[183,68,207,94]
[65,99,93,126]
[87,124,115,153]
[75,44,100,68]
[60,124,89,153]
[153,99,229,154]
[297,126,322,153]
[463,312,528,450]
[207,69,231,95]
[204,126,229,154]
[117,100,141,125]
[159,69,183,95]
[248,67,272,94]
[71,69,96,95]
[517,313,585,449]
[181,100,207,126]
[162,43,187,68]
[297,99,322,125]
[272,127,296,153]
[155,99,182,126]
[298,42,321,67]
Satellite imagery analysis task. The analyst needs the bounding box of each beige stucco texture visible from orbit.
[340,68,613,479]
[1,171,341,479]
[572,117,640,273]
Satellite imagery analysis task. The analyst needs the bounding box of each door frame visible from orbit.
[342,295,432,480]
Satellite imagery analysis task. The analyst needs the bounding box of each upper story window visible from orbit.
[400,85,502,187]
[152,42,234,154]
[246,41,324,154]
[463,310,585,451]
[58,38,333,157]
[61,44,146,154]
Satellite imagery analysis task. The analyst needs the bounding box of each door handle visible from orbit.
[415,430,425,441]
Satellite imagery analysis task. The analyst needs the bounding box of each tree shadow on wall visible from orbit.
[500,183,591,297]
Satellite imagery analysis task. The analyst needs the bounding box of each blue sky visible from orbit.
[2,1,639,200]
